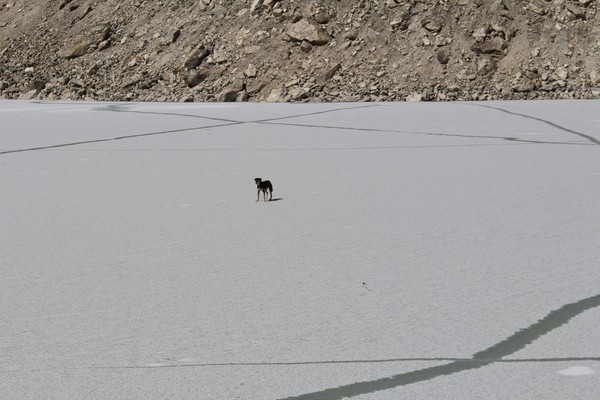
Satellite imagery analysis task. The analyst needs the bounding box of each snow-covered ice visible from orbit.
[1,100,599,399]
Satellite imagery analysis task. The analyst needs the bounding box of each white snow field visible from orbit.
[1,100,600,399]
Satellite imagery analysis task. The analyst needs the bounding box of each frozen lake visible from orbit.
[1,100,600,399]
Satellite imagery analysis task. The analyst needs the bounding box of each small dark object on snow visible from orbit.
[255,178,273,202]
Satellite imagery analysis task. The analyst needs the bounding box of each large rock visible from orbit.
[184,46,210,70]
[286,20,330,45]
[185,70,207,87]
[266,88,284,102]
[470,37,507,58]
[61,27,110,59]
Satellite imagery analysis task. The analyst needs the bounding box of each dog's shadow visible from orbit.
[269,198,283,202]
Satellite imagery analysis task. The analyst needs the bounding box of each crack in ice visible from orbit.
[2,102,595,155]
[282,293,600,400]
[469,103,600,146]
[259,120,593,146]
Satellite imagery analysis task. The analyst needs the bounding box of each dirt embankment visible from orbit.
[1,0,599,102]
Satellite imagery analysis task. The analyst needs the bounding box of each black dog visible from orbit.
[255,178,273,202]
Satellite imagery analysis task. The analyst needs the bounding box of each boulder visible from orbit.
[62,27,110,59]
[470,37,507,58]
[566,4,585,19]
[436,49,449,65]
[512,82,534,92]
[323,63,341,81]
[218,88,240,102]
[266,88,284,102]
[244,64,257,78]
[184,46,210,70]
[185,70,207,87]
[78,4,92,19]
[247,82,265,96]
[314,10,331,24]
[286,20,330,45]
[423,20,442,33]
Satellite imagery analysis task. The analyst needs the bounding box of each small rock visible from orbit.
[540,82,558,91]
[477,57,497,76]
[120,77,141,89]
[87,61,102,75]
[20,89,38,100]
[185,70,207,88]
[244,45,261,54]
[566,4,585,19]
[266,88,284,102]
[244,64,257,78]
[172,28,181,43]
[184,46,210,70]
[406,93,423,102]
[228,79,245,93]
[471,37,507,58]
[236,91,249,102]
[62,27,110,59]
[512,82,534,92]
[314,10,331,24]
[285,79,299,88]
[423,21,442,33]
[527,3,546,15]
[97,39,110,51]
[472,27,489,40]
[286,19,330,45]
[211,5,227,18]
[250,0,262,15]
[300,40,313,53]
[289,88,308,101]
[218,88,241,102]
[436,49,449,65]
[323,63,341,80]
[247,82,265,96]
[555,67,569,80]
[78,4,92,19]
[70,78,85,88]
[346,30,358,41]
[29,79,46,91]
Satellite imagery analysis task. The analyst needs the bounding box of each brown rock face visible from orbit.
[1,0,599,102]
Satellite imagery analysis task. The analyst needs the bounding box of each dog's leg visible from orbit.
[257,190,260,202]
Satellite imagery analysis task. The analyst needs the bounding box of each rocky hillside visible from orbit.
[1,0,599,102]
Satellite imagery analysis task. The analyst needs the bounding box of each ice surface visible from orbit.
[1,100,599,399]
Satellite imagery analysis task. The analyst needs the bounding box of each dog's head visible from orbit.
[254,178,262,185]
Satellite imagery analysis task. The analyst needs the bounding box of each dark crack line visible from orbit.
[2,103,381,155]
[112,104,379,124]
[470,103,600,146]
[282,293,600,400]
[5,102,592,156]
[250,104,379,123]
[259,121,594,146]
[0,122,243,155]
[95,104,242,124]
[7,142,564,153]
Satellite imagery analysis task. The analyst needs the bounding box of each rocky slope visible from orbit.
[1,0,599,102]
